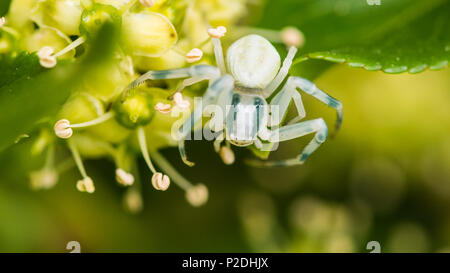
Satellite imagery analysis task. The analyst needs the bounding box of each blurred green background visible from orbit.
[0,0,449,252]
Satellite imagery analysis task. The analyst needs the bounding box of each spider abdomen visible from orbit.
[226,92,267,147]
[226,34,281,89]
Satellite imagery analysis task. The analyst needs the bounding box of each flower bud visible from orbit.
[152,172,170,191]
[113,91,154,129]
[133,39,190,71]
[79,3,121,38]
[58,93,105,125]
[8,0,37,29]
[31,0,83,36]
[24,27,75,59]
[83,60,132,101]
[122,10,177,57]
[186,184,208,207]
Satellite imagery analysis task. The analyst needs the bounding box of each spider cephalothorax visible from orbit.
[126,28,343,167]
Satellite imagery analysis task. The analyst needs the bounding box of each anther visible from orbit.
[30,169,58,190]
[208,26,227,38]
[154,102,172,114]
[186,48,203,63]
[54,119,73,139]
[152,172,170,191]
[186,184,209,207]
[116,168,135,186]
[123,190,143,214]
[76,177,95,193]
[281,27,304,48]
[54,112,113,138]
[139,0,154,7]
[37,46,57,68]
[219,146,235,165]
[173,92,190,109]
[0,17,6,27]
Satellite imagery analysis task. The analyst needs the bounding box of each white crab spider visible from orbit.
[125,32,343,167]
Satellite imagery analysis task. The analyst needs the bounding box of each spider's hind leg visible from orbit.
[246,118,328,167]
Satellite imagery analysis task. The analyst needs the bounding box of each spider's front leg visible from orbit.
[247,118,328,167]
[268,78,306,127]
[247,77,343,167]
[286,76,343,134]
[169,26,229,99]
[122,65,221,101]
[177,75,234,166]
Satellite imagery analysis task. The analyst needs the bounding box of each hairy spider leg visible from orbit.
[248,76,343,167]
[122,65,220,100]
[286,76,343,135]
[168,76,211,99]
[168,35,227,99]
[247,118,328,167]
[262,46,298,98]
[268,80,306,127]
[178,75,235,166]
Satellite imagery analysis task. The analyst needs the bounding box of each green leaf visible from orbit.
[0,23,118,151]
[305,0,450,73]
[0,53,44,87]
[0,0,11,16]
[258,0,449,75]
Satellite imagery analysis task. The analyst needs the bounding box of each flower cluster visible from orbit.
[0,0,303,212]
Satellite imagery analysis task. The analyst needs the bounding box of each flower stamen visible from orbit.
[68,139,95,193]
[185,48,203,63]
[123,189,143,213]
[208,26,227,39]
[116,168,135,186]
[173,92,190,109]
[281,27,304,48]
[151,151,209,207]
[154,102,172,114]
[139,0,154,7]
[53,36,85,58]
[137,127,171,191]
[152,172,170,191]
[54,112,114,139]
[38,46,57,68]
[219,145,235,165]
[54,119,73,139]
[186,184,209,207]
